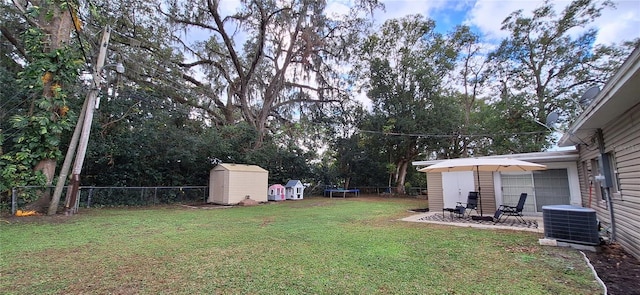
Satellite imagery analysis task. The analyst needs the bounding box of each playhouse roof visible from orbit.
[285,180,303,187]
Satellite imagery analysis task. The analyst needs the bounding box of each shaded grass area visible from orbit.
[1,197,601,294]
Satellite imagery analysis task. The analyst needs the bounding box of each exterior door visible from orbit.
[442,171,475,208]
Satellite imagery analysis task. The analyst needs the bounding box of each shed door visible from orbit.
[442,171,475,208]
[213,170,226,203]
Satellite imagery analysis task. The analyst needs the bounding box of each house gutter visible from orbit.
[411,150,579,167]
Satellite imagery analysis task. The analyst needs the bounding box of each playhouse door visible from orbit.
[442,171,475,208]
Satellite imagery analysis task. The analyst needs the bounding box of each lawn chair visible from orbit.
[456,191,479,218]
[494,193,528,223]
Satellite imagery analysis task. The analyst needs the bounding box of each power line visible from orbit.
[65,0,89,64]
[358,129,548,138]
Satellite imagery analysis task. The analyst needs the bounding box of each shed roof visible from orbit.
[213,163,268,173]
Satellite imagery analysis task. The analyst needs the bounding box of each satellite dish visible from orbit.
[545,111,559,127]
[579,86,600,108]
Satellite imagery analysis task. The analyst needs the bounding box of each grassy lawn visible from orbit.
[1,197,601,294]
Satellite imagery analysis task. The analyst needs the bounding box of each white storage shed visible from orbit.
[208,163,269,205]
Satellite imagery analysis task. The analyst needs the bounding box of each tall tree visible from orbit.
[1,0,83,211]
[447,26,488,157]
[487,0,632,150]
[357,15,462,194]
[83,0,381,147]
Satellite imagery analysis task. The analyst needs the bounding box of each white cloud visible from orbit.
[326,1,350,19]
[593,1,640,45]
[354,90,372,111]
[374,0,450,23]
[465,0,640,45]
[218,0,242,15]
[467,0,549,41]
[355,0,639,46]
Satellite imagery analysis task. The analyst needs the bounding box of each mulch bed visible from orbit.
[586,243,640,295]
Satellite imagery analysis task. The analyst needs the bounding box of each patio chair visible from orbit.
[456,191,479,217]
[494,193,528,223]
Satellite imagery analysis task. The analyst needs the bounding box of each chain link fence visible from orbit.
[307,185,427,198]
[4,184,426,215]
[5,186,208,215]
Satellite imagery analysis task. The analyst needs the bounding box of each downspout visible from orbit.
[596,128,616,242]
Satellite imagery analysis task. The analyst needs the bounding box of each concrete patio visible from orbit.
[401,211,544,233]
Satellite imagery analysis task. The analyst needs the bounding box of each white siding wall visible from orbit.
[577,101,640,260]
[478,171,495,215]
[426,173,443,211]
[603,102,640,259]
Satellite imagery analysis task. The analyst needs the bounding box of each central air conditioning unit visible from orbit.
[542,205,600,246]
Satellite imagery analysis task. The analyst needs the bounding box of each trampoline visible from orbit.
[324,188,360,198]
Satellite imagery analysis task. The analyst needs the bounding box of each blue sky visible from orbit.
[217,0,639,46]
[363,0,640,45]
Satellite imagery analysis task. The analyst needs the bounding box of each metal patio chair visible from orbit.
[494,193,528,223]
[456,191,479,218]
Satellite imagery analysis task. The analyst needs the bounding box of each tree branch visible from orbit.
[272,97,341,110]
[0,26,28,60]
[157,4,221,33]
[208,0,244,78]
[11,0,42,30]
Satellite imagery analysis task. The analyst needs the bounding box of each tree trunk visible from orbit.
[395,160,409,195]
[344,177,351,190]
[28,0,73,212]
[25,159,56,212]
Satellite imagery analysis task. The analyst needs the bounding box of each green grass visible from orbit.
[0,197,601,294]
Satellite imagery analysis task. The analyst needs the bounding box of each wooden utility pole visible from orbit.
[63,26,111,215]
[47,98,88,215]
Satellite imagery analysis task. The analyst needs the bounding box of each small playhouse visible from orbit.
[268,184,286,201]
[208,163,268,205]
[285,180,305,200]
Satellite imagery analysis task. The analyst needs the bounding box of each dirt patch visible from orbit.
[505,245,540,253]
[180,203,236,209]
[586,243,640,295]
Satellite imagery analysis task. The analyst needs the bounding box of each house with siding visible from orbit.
[413,151,581,217]
[558,46,640,260]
